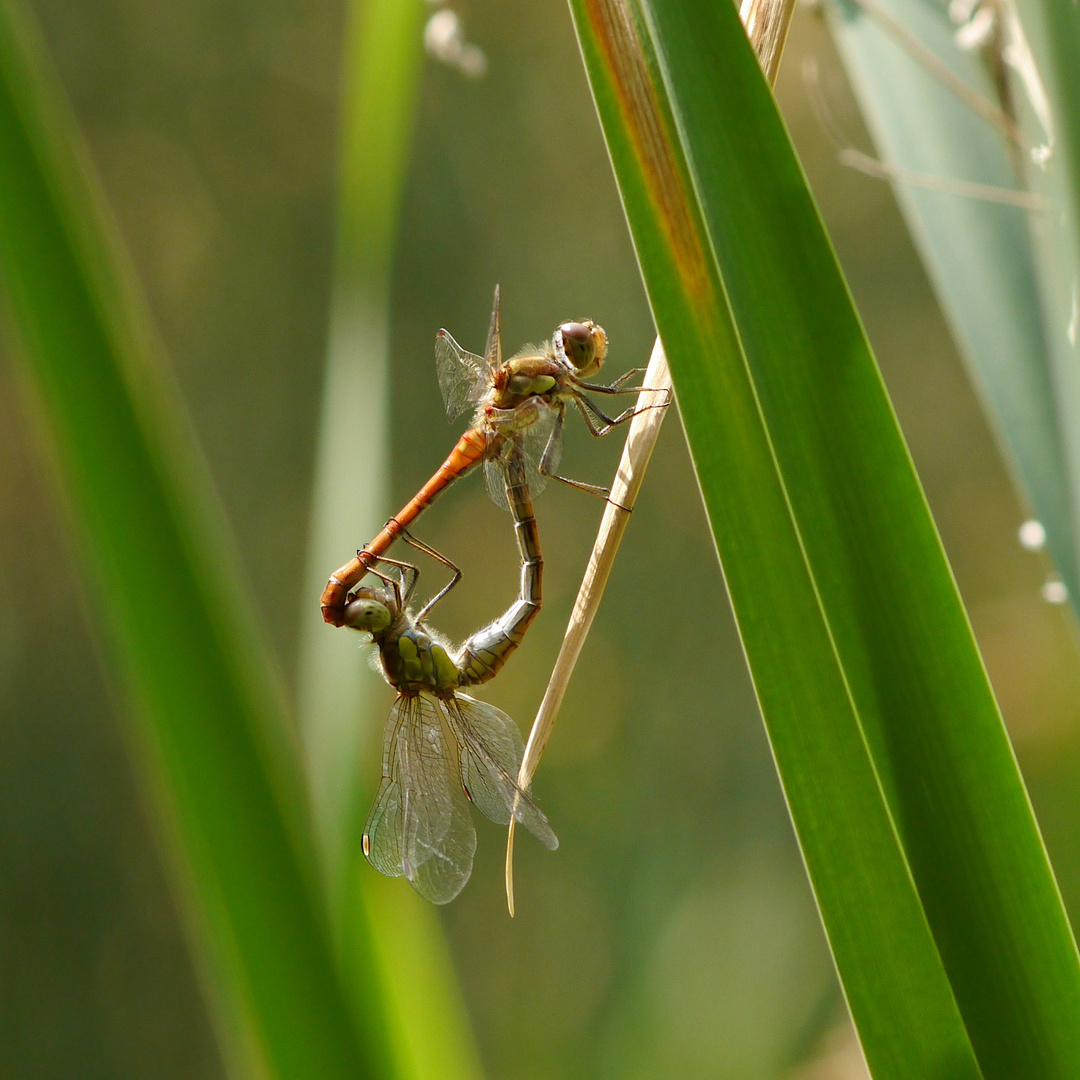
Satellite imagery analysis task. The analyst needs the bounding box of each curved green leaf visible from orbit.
[570,0,1080,1075]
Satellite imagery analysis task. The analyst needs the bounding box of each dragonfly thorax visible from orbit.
[488,353,561,411]
[506,371,557,400]
[381,627,460,694]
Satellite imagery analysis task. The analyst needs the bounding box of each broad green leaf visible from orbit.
[570,0,1080,1075]
[0,2,392,1077]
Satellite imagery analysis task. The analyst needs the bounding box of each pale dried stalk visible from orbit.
[506,340,670,914]
[507,0,794,914]
[740,0,795,84]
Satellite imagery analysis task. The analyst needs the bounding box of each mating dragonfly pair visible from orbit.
[325,287,664,903]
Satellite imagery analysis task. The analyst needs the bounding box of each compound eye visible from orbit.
[557,322,595,369]
[344,597,392,633]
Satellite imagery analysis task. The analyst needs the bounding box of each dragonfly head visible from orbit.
[343,590,393,635]
[555,320,607,378]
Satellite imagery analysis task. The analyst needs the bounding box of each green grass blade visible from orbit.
[826,0,1078,603]
[570,0,1080,1075]
[0,2,393,1076]
[296,1,484,1076]
[572,5,976,1074]
[296,0,420,931]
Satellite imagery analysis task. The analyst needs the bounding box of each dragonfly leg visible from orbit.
[537,407,633,510]
[545,471,624,505]
[396,527,463,623]
[538,408,602,497]
[575,366,650,393]
[574,387,670,437]
[357,553,420,611]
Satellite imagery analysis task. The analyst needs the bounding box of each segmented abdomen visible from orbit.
[321,427,494,625]
[456,448,542,685]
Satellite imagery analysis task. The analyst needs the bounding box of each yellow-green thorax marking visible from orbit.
[384,625,460,693]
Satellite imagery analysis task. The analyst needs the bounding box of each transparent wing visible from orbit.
[482,283,502,372]
[483,455,510,512]
[481,401,561,511]
[363,693,477,904]
[435,329,486,422]
[446,693,559,851]
[519,400,560,498]
[363,705,406,878]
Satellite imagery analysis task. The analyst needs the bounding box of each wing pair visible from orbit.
[434,283,503,422]
[436,286,563,511]
[364,690,558,904]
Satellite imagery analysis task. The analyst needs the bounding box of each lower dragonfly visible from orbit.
[322,286,665,626]
[345,455,555,902]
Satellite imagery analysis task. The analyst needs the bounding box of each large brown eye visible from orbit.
[557,322,595,369]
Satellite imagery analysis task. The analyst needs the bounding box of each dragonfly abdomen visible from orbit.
[321,426,498,625]
[408,426,491,510]
[456,449,542,686]
[455,597,539,686]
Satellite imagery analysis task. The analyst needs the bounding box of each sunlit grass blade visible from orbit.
[571,0,1080,1075]
[0,2,393,1076]
[296,0,483,1076]
[826,0,1078,605]
[297,0,424,912]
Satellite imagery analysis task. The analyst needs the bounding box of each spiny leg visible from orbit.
[358,553,423,610]
[575,366,650,393]
[538,408,604,498]
[574,388,670,437]
[536,403,631,509]
[395,526,464,622]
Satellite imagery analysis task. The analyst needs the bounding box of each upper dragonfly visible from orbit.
[322,286,662,626]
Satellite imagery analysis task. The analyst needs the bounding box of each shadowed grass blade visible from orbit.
[296,0,484,1076]
[0,2,393,1076]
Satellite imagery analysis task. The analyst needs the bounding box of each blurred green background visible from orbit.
[2,1,1079,1078]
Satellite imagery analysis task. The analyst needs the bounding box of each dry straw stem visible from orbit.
[506,341,670,912]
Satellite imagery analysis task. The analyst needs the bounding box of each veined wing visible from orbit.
[445,692,559,851]
[363,692,477,904]
[520,399,560,496]
[482,400,560,511]
[482,283,502,372]
[434,284,503,421]
[435,329,487,422]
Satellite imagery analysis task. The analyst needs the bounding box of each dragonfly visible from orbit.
[321,286,663,626]
[345,464,554,903]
